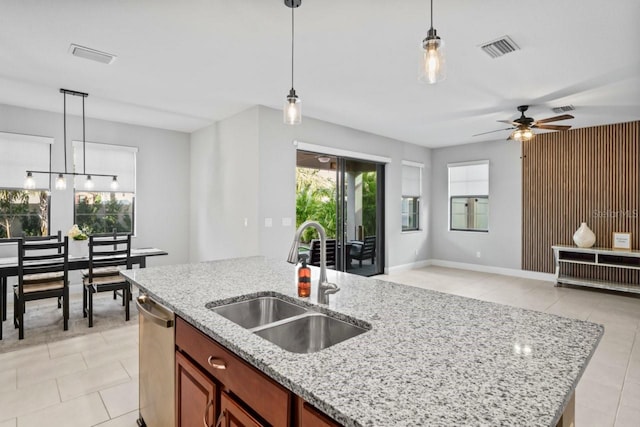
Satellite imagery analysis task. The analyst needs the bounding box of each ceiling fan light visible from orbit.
[512,127,533,142]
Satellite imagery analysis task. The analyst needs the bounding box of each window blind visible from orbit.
[402,164,422,197]
[72,141,137,192]
[0,132,53,189]
[448,162,489,196]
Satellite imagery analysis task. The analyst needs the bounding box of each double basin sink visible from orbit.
[208,295,369,353]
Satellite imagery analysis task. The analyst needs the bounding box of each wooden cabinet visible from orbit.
[219,392,264,427]
[175,351,217,427]
[298,398,341,427]
[176,317,292,427]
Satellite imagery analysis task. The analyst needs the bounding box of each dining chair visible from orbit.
[24,230,63,309]
[83,233,132,327]
[309,239,337,269]
[14,235,69,340]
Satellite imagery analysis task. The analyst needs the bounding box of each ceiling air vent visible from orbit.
[551,105,576,114]
[68,44,117,64]
[479,36,520,59]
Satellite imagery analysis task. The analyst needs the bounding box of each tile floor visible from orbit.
[0,266,638,426]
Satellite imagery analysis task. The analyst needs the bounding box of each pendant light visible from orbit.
[24,89,118,190]
[283,0,302,125]
[419,0,446,84]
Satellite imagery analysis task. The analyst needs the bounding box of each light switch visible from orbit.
[264,218,273,227]
[282,217,292,227]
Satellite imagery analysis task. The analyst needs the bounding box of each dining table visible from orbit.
[0,247,168,325]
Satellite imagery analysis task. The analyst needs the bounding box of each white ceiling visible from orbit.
[1,0,639,148]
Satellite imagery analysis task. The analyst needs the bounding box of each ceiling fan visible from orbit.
[473,105,574,141]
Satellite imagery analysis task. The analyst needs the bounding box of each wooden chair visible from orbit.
[14,236,69,340]
[83,233,132,327]
[350,235,376,267]
[309,239,337,269]
[24,231,63,309]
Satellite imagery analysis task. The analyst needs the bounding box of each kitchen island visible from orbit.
[122,257,603,426]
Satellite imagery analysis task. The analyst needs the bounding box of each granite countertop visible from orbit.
[122,257,603,427]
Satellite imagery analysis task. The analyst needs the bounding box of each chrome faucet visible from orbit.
[287,221,340,304]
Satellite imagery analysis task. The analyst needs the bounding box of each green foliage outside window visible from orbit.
[75,192,134,234]
[296,168,336,242]
[0,189,49,238]
[295,168,377,243]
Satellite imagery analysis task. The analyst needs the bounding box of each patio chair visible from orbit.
[350,235,376,267]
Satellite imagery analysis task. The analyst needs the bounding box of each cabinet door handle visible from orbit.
[214,410,226,427]
[207,356,227,370]
[203,399,213,427]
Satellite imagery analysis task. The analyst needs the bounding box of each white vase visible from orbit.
[69,239,88,258]
[573,222,596,248]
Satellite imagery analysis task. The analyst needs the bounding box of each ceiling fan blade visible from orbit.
[497,120,517,125]
[534,114,574,124]
[532,124,572,131]
[472,127,514,137]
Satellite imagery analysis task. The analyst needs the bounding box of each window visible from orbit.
[448,161,489,232]
[402,162,422,231]
[73,141,137,234]
[0,132,52,237]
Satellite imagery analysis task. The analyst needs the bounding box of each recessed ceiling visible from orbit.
[0,0,638,148]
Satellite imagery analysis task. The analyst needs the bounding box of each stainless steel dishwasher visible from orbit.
[136,294,175,427]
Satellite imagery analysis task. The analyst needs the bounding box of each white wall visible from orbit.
[188,105,431,271]
[430,139,522,269]
[189,107,260,262]
[255,106,431,270]
[0,103,190,266]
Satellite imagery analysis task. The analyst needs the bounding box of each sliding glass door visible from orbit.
[296,150,384,277]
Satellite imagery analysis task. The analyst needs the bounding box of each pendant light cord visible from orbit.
[82,95,86,174]
[291,5,295,90]
[63,92,67,174]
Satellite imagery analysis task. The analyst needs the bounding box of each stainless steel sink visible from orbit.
[209,295,370,353]
[209,296,307,329]
[253,312,368,353]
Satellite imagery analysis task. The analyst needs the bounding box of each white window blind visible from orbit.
[402,164,422,197]
[0,132,53,189]
[448,161,489,196]
[73,141,137,192]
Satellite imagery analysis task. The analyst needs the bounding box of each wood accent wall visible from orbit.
[522,121,640,279]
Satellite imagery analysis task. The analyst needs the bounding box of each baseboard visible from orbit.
[385,259,432,274]
[418,259,556,282]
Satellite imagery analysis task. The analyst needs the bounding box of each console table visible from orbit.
[552,245,640,294]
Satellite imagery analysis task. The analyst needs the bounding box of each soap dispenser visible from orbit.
[297,254,311,298]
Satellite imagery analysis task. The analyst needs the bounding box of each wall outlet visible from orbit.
[282,217,292,227]
[243,218,248,227]
[476,251,481,258]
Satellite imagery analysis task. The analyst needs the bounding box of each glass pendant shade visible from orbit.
[110,176,119,191]
[284,89,302,125]
[512,127,534,142]
[84,175,95,190]
[55,174,67,190]
[419,32,446,84]
[24,172,36,189]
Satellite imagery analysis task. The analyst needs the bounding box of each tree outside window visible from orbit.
[0,189,49,238]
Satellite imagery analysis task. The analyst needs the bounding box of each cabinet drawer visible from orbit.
[176,317,291,427]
